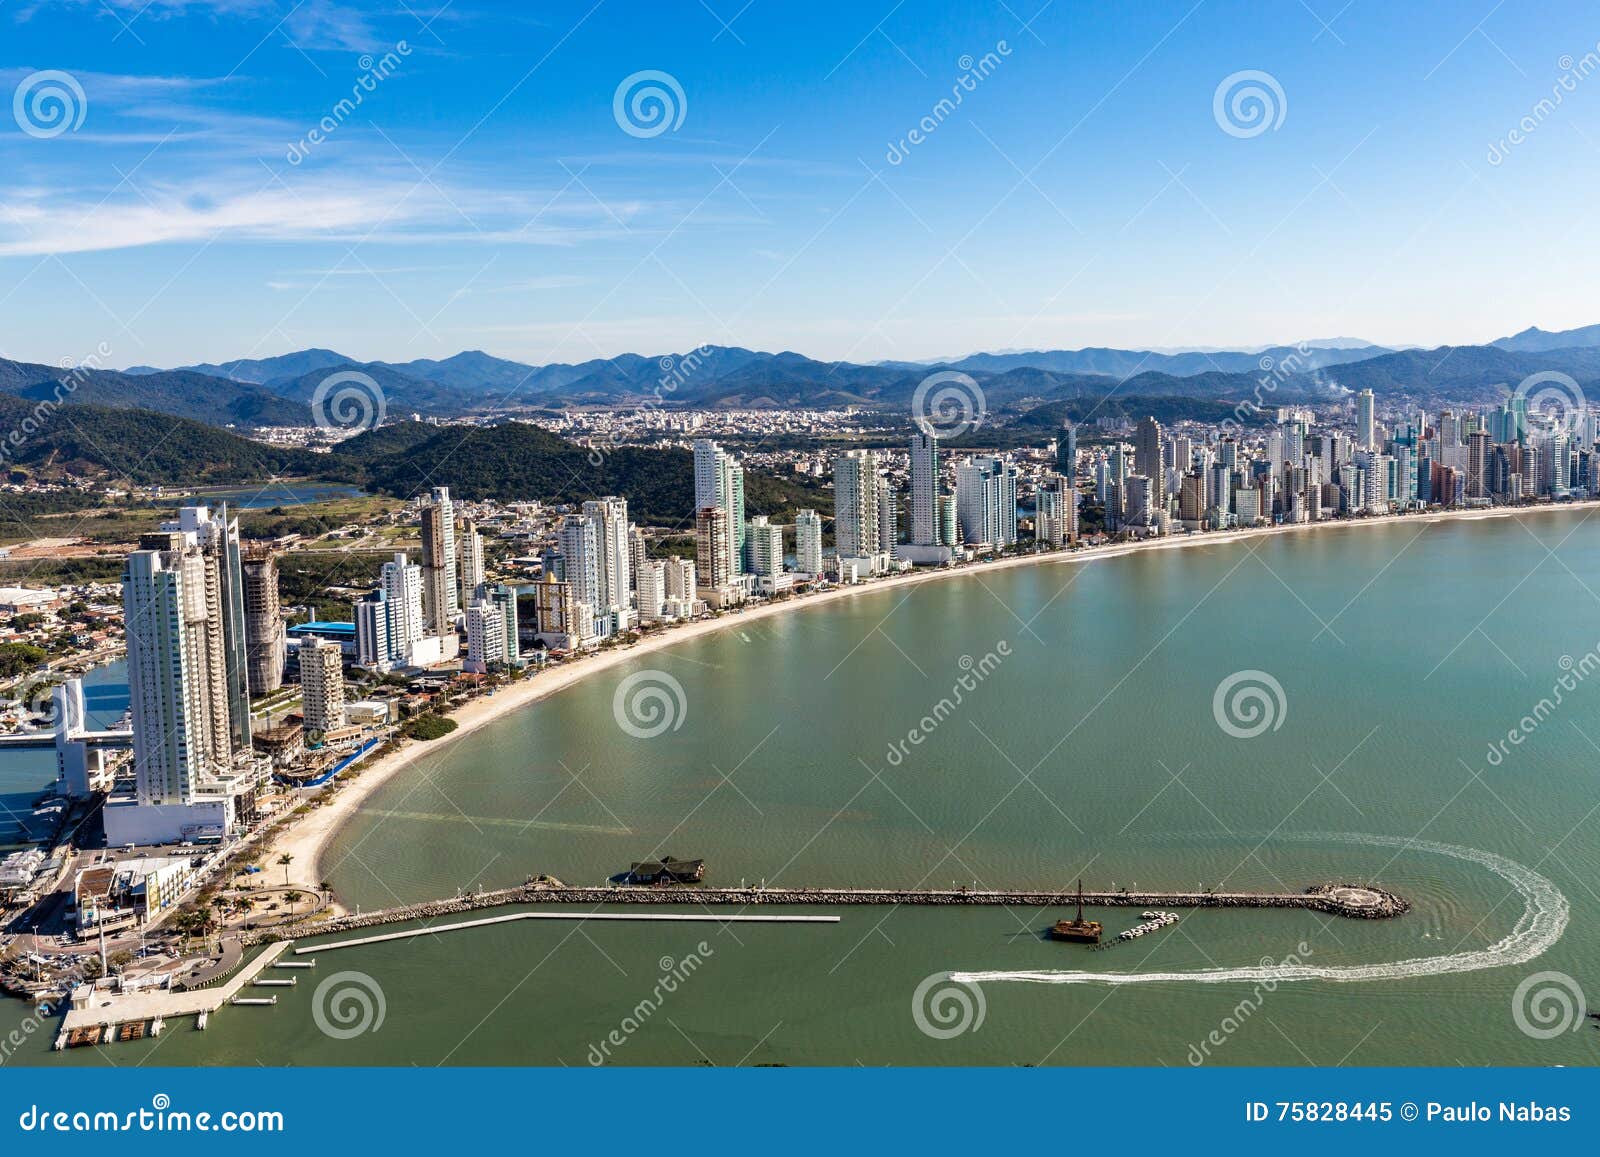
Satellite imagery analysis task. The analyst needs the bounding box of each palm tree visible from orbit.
[277,852,293,887]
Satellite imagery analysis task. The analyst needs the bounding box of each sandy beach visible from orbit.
[263,498,1600,907]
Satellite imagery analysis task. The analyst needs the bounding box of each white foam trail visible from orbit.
[951,833,1568,987]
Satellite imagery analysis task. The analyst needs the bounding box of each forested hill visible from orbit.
[354,421,829,525]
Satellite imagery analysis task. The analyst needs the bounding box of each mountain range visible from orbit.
[12,321,1600,430]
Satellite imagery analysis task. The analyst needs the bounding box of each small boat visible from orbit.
[1050,879,1103,944]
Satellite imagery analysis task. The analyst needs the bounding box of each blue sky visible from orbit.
[2,0,1599,369]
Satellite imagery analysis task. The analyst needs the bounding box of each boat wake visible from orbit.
[950,833,1568,987]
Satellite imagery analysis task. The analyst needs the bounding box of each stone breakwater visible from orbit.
[248,880,1405,945]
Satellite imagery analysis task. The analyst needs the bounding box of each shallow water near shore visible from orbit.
[8,510,1600,1065]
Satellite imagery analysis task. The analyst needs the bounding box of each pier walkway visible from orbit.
[251,878,1406,948]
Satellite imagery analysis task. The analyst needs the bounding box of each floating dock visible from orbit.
[53,942,290,1048]
[300,910,841,954]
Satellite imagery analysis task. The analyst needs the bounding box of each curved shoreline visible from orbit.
[269,499,1600,908]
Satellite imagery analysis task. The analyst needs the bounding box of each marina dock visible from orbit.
[54,942,291,1048]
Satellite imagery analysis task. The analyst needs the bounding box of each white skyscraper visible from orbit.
[380,552,425,654]
[459,517,485,601]
[693,439,746,575]
[636,559,667,622]
[354,589,396,671]
[1357,389,1376,451]
[557,513,604,634]
[955,456,1018,547]
[582,496,633,633]
[833,449,881,561]
[110,525,266,845]
[745,515,784,576]
[795,508,824,576]
[464,599,506,674]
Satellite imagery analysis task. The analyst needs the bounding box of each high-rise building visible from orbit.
[354,589,396,671]
[746,516,785,576]
[532,575,586,649]
[876,478,897,558]
[939,494,959,546]
[663,557,697,602]
[1056,422,1077,479]
[420,487,458,634]
[299,635,346,735]
[628,525,647,596]
[241,543,284,697]
[380,552,425,654]
[1466,431,1490,499]
[1035,472,1076,546]
[122,546,218,808]
[161,506,251,753]
[459,517,485,601]
[693,440,746,576]
[111,522,267,845]
[695,506,733,591]
[1357,389,1376,451]
[557,513,603,635]
[464,599,506,675]
[636,559,667,622]
[582,496,633,633]
[795,509,824,575]
[1135,417,1165,510]
[955,455,1017,547]
[833,450,881,560]
[489,583,520,666]
[908,433,940,547]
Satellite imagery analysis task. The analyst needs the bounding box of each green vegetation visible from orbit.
[401,713,458,741]
[275,550,390,618]
[0,396,324,485]
[0,642,47,679]
[0,556,126,585]
[356,422,830,526]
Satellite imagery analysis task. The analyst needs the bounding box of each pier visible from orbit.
[300,910,841,954]
[54,942,290,1048]
[249,877,1406,948]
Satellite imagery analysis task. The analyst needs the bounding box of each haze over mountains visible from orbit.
[11,322,1600,431]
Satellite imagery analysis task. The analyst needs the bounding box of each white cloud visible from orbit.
[0,174,647,256]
